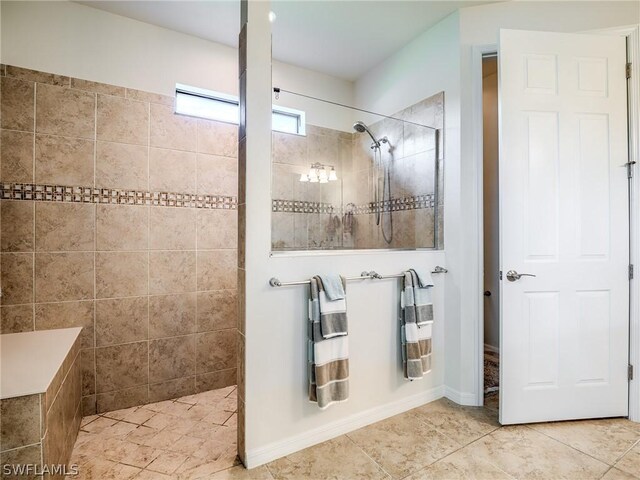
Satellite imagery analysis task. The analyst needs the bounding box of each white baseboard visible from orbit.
[483,343,500,354]
[244,384,445,468]
[444,386,479,406]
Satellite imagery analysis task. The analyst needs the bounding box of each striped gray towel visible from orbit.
[308,276,349,409]
[401,270,434,380]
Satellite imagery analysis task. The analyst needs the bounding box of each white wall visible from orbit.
[242,8,455,468]
[0,0,354,130]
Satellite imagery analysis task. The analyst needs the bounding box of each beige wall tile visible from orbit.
[1,77,34,131]
[35,202,95,251]
[272,131,307,166]
[1,252,34,305]
[0,304,34,334]
[96,141,149,190]
[96,204,148,251]
[35,301,94,349]
[197,250,237,291]
[149,207,196,250]
[95,296,148,347]
[237,204,246,270]
[238,138,246,204]
[150,103,197,152]
[82,395,97,415]
[126,89,173,106]
[71,78,125,97]
[195,369,236,393]
[81,349,96,396]
[0,130,34,182]
[0,444,42,473]
[95,252,148,299]
[196,209,237,250]
[6,65,69,86]
[95,342,148,393]
[196,329,236,373]
[0,395,41,450]
[197,119,237,157]
[149,148,196,193]
[35,134,94,185]
[149,335,196,383]
[1,200,34,252]
[196,290,237,332]
[97,94,149,145]
[196,154,237,196]
[149,377,196,403]
[96,385,149,414]
[237,268,245,335]
[272,212,294,250]
[149,293,196,339]
[237,332,245,401]
[35,252,93,302]
[149,251,196,295]
[35,83,95,139]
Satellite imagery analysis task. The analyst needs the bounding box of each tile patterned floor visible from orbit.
[70,389,640,480]
[70,386,239,479]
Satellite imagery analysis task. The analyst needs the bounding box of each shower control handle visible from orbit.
[505,270,536,282]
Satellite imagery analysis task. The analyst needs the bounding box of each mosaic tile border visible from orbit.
[271,200,336,214]
[0,183,237,209]
[272,194,435,215]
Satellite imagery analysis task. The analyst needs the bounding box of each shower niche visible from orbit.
[271,91,444,252]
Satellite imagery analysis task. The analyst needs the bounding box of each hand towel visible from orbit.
[401,270,434,380]
[411,268,434,289]
[308,276,349,409]
[318,274,346,301]
[407,269,434,326]
[316,276,348,339]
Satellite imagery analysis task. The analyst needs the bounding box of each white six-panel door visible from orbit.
[499,29,629,424]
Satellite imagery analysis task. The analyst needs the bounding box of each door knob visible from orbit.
[506,270,536,282]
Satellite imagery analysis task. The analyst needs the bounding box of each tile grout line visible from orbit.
[343,433,393,479]
[32,82,37,330]
[93,90,98,416]
[524,422,637,469]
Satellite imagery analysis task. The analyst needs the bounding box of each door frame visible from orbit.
[472,25,640,422]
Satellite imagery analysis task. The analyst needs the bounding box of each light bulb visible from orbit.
[299,173,309,182]
[328,168,337,181]
[268,11,277,23]
[309,174,319,183]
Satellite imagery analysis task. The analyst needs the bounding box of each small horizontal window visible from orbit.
[175,84,305,135]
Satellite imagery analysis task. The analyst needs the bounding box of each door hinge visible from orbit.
[630,264,635,280]
[627,62,632,79]
[627,161,636,179]
[499,270,503,280]
[629,364,634,381]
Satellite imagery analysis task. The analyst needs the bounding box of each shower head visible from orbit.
[353,121,380,148]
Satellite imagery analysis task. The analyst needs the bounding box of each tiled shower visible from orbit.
[0,66,239,415]
[271,92,444,251]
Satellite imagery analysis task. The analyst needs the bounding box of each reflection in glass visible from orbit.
[271,91,444,251]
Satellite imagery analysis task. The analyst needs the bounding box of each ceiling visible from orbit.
[77,0,498,81]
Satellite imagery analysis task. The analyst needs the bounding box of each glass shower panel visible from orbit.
[271,91,443,252]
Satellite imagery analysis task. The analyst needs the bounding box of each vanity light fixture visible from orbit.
[299,163,338,183]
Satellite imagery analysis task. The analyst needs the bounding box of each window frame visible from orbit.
[175,83,305,135]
